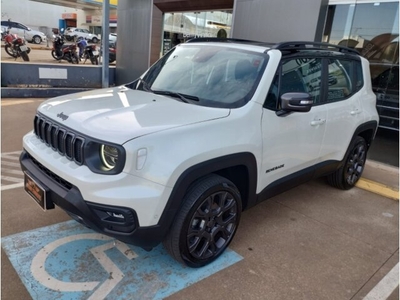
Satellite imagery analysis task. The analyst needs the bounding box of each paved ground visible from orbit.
[1,98,398,300]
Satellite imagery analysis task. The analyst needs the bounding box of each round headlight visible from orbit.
[100,145,119,169]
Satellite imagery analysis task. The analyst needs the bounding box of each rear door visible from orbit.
[318,58,364,163]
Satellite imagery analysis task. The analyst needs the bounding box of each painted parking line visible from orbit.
[356,178,399,201]
[1,151,24,191]
[2,220,243,300]
[363,263,399,300]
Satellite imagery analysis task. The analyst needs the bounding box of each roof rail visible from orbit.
[186,37,273,46]
[273,41,359,55]
[185,38,359,55]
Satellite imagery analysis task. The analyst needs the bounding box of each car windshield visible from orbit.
[140,44,268,108]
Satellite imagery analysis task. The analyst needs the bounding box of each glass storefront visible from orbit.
[324,0,399,131]
[162,10,233,55]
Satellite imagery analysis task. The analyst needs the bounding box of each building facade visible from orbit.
[115,0,398,132]
[324,0,399,131]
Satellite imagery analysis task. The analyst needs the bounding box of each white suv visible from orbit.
[64,27,99,43]
[20,39,379,267]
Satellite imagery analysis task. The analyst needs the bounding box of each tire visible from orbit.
[5,45,17,58]
[65,35,72,41]
[32,35,42,44]
[20,51,30,61]
[51,50,62,60]
[327,136,367,190]
[163,174,242,268]
[92,37,98,43]
[71,52,79,64]
[90,55,99,65]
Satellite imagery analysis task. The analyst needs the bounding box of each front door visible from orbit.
[259,57,327,195]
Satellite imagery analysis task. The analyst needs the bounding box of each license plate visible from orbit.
[24,172,50,211]
[92,50,98,56]
[20,45,28,52]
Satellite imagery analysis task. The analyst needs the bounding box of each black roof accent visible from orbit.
[185,37,275,47]
[273,41,359,55]
[185,38,359,55]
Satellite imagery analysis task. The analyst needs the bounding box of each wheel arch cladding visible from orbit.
[157,152,258,233]
[354,120,378,149]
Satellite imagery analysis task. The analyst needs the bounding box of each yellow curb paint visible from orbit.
[356,178,399,201]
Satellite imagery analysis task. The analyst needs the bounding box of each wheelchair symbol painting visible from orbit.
[2,220,242,300]
[31,233,137,299]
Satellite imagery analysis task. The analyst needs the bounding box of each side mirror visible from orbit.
[277,92,313,116]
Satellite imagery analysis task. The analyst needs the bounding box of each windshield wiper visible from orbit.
[153,90,199,103]
[137,78,153,92]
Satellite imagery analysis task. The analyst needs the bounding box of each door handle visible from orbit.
[350,109,362,115]
[310,119,326,126]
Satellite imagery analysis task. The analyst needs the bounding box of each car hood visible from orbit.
[37,86,230,144]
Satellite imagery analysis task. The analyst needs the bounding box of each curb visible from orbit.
[365,160,399,174]
[356,159,399,201]
[1,43,51,51]
[356,178,399,200]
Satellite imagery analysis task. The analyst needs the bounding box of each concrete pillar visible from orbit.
[116,0,153,85]
[232,0,328,42]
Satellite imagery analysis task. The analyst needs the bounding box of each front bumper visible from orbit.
[20,149,172,250]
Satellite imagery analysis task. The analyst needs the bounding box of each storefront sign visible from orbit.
[62,13,77,20]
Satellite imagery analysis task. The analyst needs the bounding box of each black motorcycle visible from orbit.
[51,34,79,64]
[77,38,99,65]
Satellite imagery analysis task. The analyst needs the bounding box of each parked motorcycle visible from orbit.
[51,34,79,64]
[109,41,116,63]
[77,37,99,65]
[3,29,31,61]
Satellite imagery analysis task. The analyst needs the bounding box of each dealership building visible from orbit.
[112,0,398,134]
[3,0,399,158]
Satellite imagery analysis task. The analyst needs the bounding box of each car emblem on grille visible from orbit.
[57,112,69,121]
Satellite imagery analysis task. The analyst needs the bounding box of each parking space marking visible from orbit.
[356,178,399,201]
[1,151,24,191]
[363,263,399,300]
[2,220,243,300]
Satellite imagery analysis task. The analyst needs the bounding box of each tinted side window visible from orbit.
[264,73,279,110]
[264,58,322,110]
[326,59,352,103]
[355,61,364,91]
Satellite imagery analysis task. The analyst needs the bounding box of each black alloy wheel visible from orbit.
[344,138,367,186]
[163,174,242,268]
[187,190,239,260]
[327,136,367,190]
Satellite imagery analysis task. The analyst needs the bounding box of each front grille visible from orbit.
[29,153,73,190]
[33,114,85,165]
